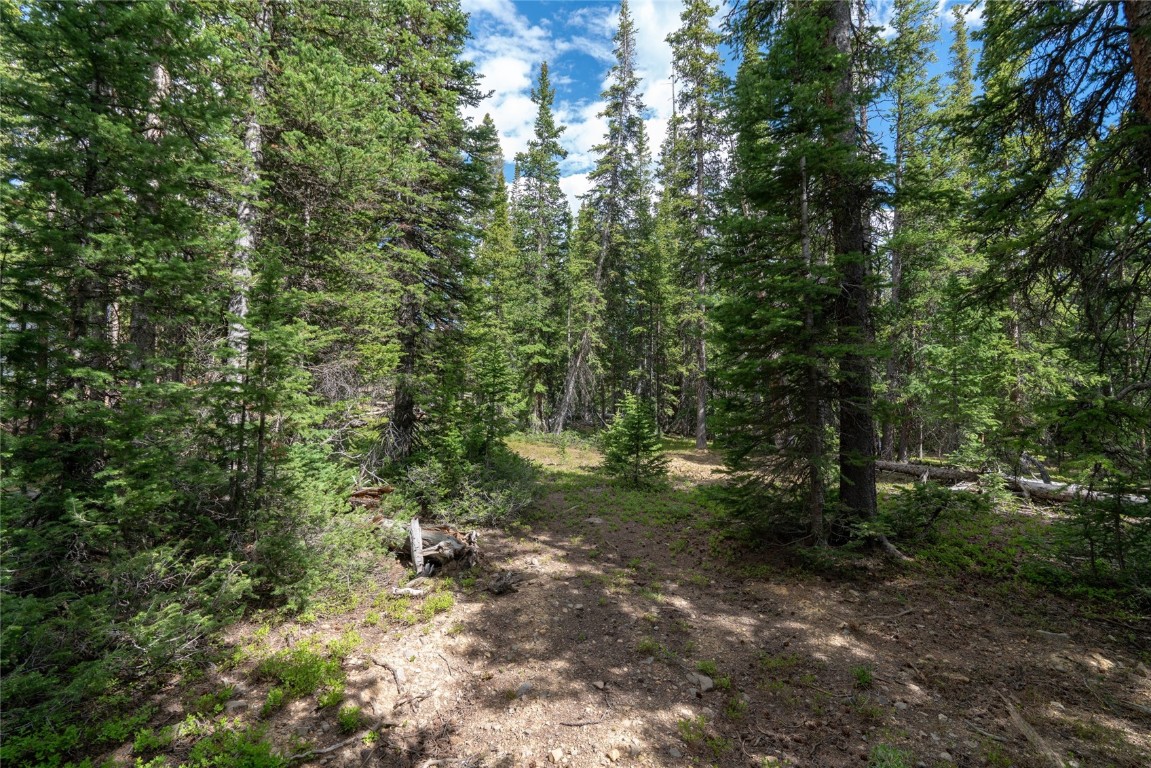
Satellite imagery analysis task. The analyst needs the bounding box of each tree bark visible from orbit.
[1125,0,1151,124]
[827,0,878,524]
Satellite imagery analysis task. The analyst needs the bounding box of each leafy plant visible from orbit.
[260,687,285,718]
[337,706,364,734]
[421,592,454,620]
[868,743,911,768]
[676,715,706,744]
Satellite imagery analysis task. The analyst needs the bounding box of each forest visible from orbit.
[1,1,1149,767]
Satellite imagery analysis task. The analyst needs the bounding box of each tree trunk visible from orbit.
[801,156,825,544]
[827,0,878,524]
[1125,0,1151,124]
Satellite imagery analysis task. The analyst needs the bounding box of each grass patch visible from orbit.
[421,592,454,620]
[852,665,874,689]
[868,743,911,768]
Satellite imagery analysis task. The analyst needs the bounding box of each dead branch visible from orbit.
[862,608,915,621]
[559,718,605,727]
[997,693,1066,768]
[286,722,396,763]
[372,657,406,696]
[962,719,1008,743]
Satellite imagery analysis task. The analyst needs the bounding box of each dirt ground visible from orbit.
[147,439,1151,768]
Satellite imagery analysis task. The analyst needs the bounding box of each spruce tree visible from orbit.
[717,0,888,544]
[511,62,571,430]
[961,0,1150,489]
[555,0,653,431]
[602,393,670,488]
[661,0,728,447]
[878,0,941,461]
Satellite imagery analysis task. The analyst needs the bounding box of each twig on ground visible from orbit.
[559,718,604,727]
[997,692,1065,768]
[393,689,433,713]
[437,651,453,677]
[372,657,406,696]
[863,608,915,621]
[963,719,1008,743]
[288,724,395,763]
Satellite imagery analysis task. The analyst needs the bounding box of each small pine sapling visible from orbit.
[602,394,670,488]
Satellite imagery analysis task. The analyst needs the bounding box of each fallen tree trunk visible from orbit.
[876,461,1147,504]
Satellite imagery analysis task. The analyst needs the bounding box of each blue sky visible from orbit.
[462,0,984,210]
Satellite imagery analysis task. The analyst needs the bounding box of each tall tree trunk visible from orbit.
[694,111,709,449]
[801,156,826,544]
[228,1,268,504]
[828,0,878,524]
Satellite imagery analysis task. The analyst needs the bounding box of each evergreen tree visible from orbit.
[555,0,653,431]
[961,0,1151,489]
[0,0,245,752]
[877,0,941,462]
[602,393,670,487]
[717,0,888,545]
[661,0,728,447]
[511,62,571,430]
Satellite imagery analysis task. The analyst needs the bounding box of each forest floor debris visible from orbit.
[114,437,1150,768]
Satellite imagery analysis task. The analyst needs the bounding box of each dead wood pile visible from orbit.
[875,461,1147,504]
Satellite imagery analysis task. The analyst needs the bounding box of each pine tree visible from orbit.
[878,0,941,461]
[960,0,1151,489]
[602,393,670,487]
[555,0,653,431]
[661,0,728,447]
[717,0,888,545]
[511,62,571,430]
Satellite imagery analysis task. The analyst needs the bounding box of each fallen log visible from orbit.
[876,461,1147,504]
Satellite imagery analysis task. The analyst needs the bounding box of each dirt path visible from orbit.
[170,439,1149,768]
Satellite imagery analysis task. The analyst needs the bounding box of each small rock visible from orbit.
[576,604,584,610]
[517,682,533,698]
[607,749,621,762]
[894,701,908,711]
[938,753,952,762]
[669,747,682,758]
[586,517,606,525]
[694,673,715,692]
[641,656,654,665]
[550,748,565,763]
[593,681,606,690]
[224,700,247,713]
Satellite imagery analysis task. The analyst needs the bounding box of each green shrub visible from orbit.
[260,687,285,718]
[256,643,342,699]
[337,706,363,734]
[186,725,285,768]
[879,483,992,543]
[421,592,454,620]
[134,726,174,754]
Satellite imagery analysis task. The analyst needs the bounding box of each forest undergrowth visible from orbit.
[6,434,1149,768]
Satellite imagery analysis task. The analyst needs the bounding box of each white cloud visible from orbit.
[465,1,726,213]
[560,172,594,213]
